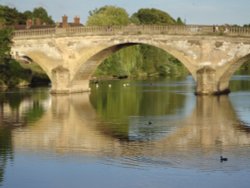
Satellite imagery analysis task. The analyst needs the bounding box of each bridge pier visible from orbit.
[195,66,230,95]
[50,66,90,94]
[51,66,71,94]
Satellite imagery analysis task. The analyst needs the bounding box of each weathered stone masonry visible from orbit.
[11,25,250,95]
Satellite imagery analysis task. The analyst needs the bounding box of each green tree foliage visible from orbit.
[95,45,144,77]
[23,10,33,19]
[0,59,32,88]
[131,8,176,25]
[0,5,26,26]
[0,28,12,63]
[0,5,54,27]
[176,17,185,25]
[32,7,54,25]
[0,28,30,87]
[235,60,250,75]
[87,6,130,26]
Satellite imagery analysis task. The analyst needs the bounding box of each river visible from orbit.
[0,75,250,188]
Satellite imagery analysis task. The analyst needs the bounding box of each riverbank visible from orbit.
[0,59,50,90]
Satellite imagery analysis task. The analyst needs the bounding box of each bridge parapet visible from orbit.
[13,25,250,39]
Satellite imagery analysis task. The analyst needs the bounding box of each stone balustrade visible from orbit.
[13,25,250,39]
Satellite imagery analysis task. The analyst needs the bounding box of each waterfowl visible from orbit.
[220,156,228,162]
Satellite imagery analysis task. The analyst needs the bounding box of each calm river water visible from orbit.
[1,75,250,188]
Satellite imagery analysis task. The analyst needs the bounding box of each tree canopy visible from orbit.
[131,8,177,25]
[0,5,54,27]
[0,5,26,26]
[87,6,130,26]
[0,28,12,63]
[32,7,54,25]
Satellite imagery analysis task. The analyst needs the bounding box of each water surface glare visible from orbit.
[1,76,250,188]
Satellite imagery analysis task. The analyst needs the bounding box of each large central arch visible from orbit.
[71,41,197,86]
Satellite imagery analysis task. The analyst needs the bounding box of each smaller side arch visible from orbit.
[12,51,63,81]
[218,54,250,92]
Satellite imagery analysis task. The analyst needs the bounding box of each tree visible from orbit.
[23,10,33,19]
[0,28,12,63]
[87,6,130,26]
[0,6,54,27]
[0,5,26,26]
[176,17,185,25]
[32,7,54,25]
[131,8,176,25]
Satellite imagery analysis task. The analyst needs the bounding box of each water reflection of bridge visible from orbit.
[12,94,250,161]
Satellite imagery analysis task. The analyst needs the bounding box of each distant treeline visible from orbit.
[0,5,54,27]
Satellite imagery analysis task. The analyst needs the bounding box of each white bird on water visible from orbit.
[108,84,112,88]
[123,83,130,87]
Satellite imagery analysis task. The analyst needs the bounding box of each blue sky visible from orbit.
[1,0,249,25]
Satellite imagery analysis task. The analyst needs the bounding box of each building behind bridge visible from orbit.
[14,15,83,30]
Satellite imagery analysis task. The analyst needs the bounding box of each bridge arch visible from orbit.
[71,40,197,86]
[219,53,250,92]
[13,51,55,81]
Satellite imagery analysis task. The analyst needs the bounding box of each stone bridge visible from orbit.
[11,25,250,95]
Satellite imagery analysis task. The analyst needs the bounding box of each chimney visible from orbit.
[35,18,42,26]
[26,19,33,29]
[62,15,68,28]
[74,16,80,26]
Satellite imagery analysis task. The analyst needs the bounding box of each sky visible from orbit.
[0,0,249,25]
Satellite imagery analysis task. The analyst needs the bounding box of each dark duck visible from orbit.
[220,156,228,162]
